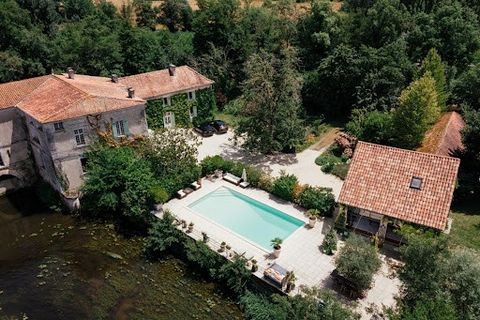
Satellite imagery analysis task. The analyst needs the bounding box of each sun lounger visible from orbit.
[184,187,194,195]
[263,263,287,289]
[239,181,250,188]
[176,189,187,199]
[191,181,201,190]
[223,173,241,186]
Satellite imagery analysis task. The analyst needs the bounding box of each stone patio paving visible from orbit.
[157,178,401,319]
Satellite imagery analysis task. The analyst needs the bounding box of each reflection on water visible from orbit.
[0,191,242,320]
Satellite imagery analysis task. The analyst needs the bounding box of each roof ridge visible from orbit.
[357,141,460,162]
[53,74,93,98]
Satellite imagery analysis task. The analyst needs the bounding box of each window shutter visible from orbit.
[124,120,130,136]
[112,123,118,137]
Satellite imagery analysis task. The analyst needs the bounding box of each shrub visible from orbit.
[200,155,234,175]
[184,240,224,272]
[297,185,335,216]
[335,235,381,293]
[315,153,341,173]
[322,228,337,255]
[151,185,170,204]
[200,155,264,187]
[335,207,347,232]
[331,163,350,180]
[272,173,298,202]
[213,256,251,294]
[144,211,184,259]
[257,174,274,192]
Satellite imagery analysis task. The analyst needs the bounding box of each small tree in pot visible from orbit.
[284,270,296,293]
[271,237,283,258]
[251,259,258,272]
[307,209,320,228]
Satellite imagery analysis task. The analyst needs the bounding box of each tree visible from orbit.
[440,249,480,320]
[391,73,440,149]
[393,295,458,320]
[399,235,449,304]
[237,49,304,153]
[335,235,381,293]
[417,48,447,109]
[81,143,155,228]
[159,0,193,32]
[452,55,480,110]
[133,0,159,30]
[346,109,393,144]
[139,129,201,196]
[145,210,184,258]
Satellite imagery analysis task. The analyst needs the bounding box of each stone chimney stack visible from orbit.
[168,64,176,77]
[67,67,75,79]
[111,74,119,83]
[127,87,135,98]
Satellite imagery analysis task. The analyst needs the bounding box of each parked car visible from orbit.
[211,120,228,133]
[194,123,215,137]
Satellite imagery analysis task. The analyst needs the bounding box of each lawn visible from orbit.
[449,201,480,251]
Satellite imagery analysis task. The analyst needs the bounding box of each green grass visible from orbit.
[449,201,480,251]
[214,111,239,128]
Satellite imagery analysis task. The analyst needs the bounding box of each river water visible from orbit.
[0,192,242,320]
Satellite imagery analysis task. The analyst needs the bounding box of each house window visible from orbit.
[80,157,88,173]
[410,176,422,190]
[163,97,171,106]
[163,112,175,128]
[189,105,197,118]
[112,120,129,137]
[74,128,86,146]
[54,122,64,132]
[0,153,4,167]
[187,91,195,100]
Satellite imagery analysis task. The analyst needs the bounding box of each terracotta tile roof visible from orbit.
[338,141,460,230]
[417,111,465,156]
[16,75,143,123]
[0,76,50,109]
[120,65,214,99]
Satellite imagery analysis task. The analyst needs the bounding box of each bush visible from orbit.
[271,173,298,202]
[200,155,233,175]
[335,235,381,293]
[213,256,251,295]
[184,240,224,272]
[322,228,338,255]
[335,207,347,232]
[151,185,170,204]
[144,211,184,259]
[297,185,335,216]
[331,163,350,180]
[200,155,264,187]
[315,153,341,173]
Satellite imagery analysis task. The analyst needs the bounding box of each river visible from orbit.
[0,191,242,320]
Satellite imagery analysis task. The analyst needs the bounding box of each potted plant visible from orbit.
[202,232,209,243]
[225,244,232,257]
[219,241,226,252]
[187,222,194,233]
[181,220,187,229]
[246,259,252,269]
[251,259,258,272]
[307,209,320,228]
[271,237,283,258]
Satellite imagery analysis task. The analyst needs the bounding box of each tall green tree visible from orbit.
[133,0,159,30]
[417,48,448,109]
[81,143,155,228]
[237,49,304,153]
[392,73,440,149]
[158,0,193,32]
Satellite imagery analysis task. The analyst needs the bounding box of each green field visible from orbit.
[449,201,480,251]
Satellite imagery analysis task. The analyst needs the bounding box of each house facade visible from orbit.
[338,142,460,244]
[0,65,213,203]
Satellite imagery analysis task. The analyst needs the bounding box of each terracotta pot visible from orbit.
[309,216,317,228]
[273,246,281,258]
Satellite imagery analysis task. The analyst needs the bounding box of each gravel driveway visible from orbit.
[196,131,344,199]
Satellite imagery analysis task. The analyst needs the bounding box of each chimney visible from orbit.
[67,67,75,79]
[127,87,135,98]
[168,64,176,77]
[111,74,119,83]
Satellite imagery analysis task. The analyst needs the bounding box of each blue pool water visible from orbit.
[188,187,304,250]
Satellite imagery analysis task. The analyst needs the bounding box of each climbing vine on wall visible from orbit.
[145,88,217,130]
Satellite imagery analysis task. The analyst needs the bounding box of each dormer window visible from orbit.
[410,176,423,190]
[163,97,171,106]
[54,122,64,132]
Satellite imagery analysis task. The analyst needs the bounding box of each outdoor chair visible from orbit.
[263,262,287,290]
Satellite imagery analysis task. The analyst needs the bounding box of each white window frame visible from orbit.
[53,122,64,132]
[163,111,175,128]
[74,128,86,146]
[187,91,196,100]
[163,97,171,106]
[113,120,127,137]
[189,105,197,119]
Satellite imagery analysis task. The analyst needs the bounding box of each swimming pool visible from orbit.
[188,187,304,250]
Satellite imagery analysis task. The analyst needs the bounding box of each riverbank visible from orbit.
[0,193,242,320]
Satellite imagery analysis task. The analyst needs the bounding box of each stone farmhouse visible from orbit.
[0,65,213,204]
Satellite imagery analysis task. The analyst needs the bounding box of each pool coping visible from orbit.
[184,185,305,252]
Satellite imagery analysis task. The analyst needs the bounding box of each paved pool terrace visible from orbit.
[156,177,401,319]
